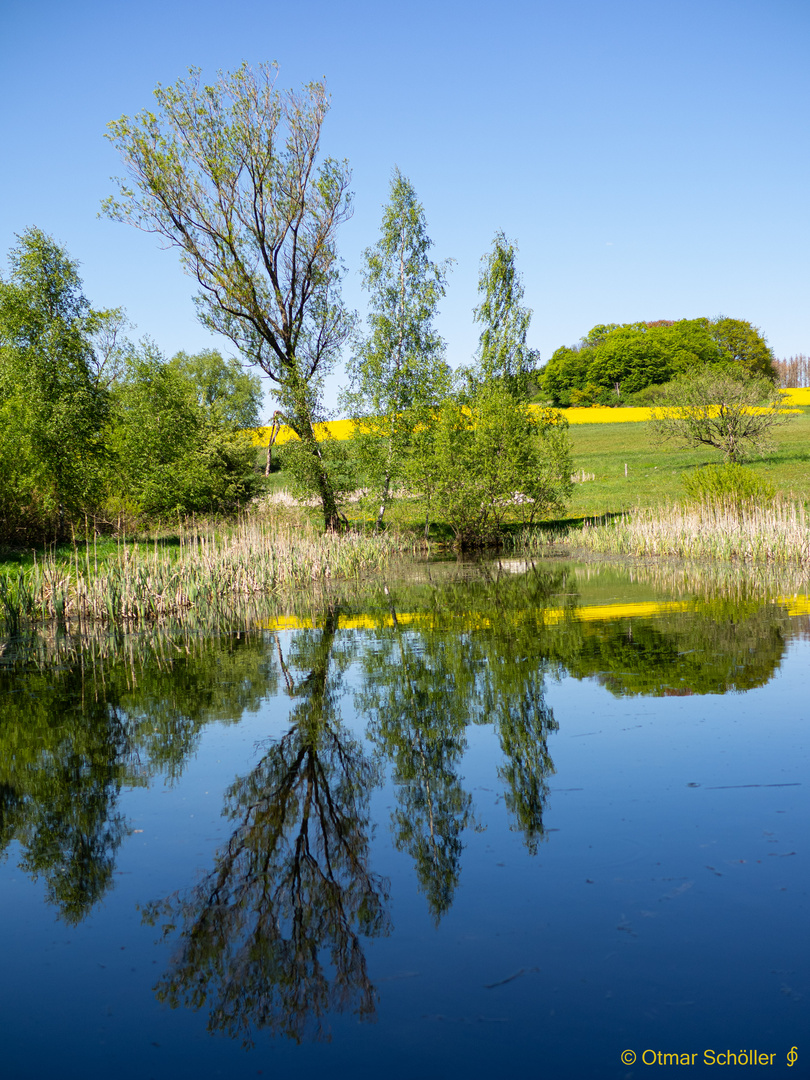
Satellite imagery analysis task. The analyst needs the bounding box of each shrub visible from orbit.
[423,386,573,546]
[681,463,775,507]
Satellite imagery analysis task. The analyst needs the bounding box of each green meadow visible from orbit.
[560,406,810,523]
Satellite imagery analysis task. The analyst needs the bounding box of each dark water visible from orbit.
[0,559,806,1078]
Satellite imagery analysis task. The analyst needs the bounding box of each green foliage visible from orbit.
[104,63,353,530]
[344,170,452,527]
[709,316,777,381]
[0,628,276,923]
[469,231,537,397]
[540,317,776,406]
[0,228,109,541]
[681,463,776,506]
[423,386,573,545]
[539,345,593,406]
[650,366,795,463]
[107,341,262,519]
[168,349,263,429]
[281,435,357,516]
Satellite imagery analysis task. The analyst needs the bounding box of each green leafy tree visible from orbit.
[107,341,260,519]
[709,316,777,381]
[649,366,795,462]
[540,317,774,406]
[538,345,592,406]
[168,349,263,429]
[103,63,353,530]
[86,306,132,391]
[470,231,538,397]
[426,386,573,545]
[344,170,452,528]
[0,227,109,540]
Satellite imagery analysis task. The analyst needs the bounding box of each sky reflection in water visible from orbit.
[0,559,806,1079]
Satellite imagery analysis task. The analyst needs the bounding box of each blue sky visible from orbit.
[2,0,808,418]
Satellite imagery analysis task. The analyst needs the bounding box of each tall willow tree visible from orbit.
[345,170,452,529]
[103,63,353,530]
[472,231,537,397]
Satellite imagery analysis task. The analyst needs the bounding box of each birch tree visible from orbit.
[471,231,537,397]
[345,170,452,529]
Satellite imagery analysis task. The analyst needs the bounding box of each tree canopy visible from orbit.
[0,228,264,541]
[540,317,776,406]
[168,349,263,430]
[0,227,109,539]
[469,231,537,397]
[103,62,353,529]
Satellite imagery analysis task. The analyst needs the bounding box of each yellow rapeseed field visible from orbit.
[246,388,810,445]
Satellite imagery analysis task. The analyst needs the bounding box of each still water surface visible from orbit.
[0,559,806,1078]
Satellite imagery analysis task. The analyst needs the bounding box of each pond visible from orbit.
[0,558,806,1078]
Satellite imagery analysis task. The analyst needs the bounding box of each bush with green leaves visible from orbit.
[106,342,262,521]
[420,386,573,546]
[650,366,795,462]
[681,464,775,507]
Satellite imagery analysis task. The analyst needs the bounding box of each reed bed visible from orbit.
[0,519,419,631]
[576,498,810,564]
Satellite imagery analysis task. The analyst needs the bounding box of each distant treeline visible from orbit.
[538,318,778,408]
[774,354,810,388]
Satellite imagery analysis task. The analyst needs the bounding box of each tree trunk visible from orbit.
[375,470,391,531]
[297,421,342,532]
[264,413,283,476]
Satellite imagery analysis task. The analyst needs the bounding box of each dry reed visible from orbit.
[0,519,418,631]
[576,498,810,564]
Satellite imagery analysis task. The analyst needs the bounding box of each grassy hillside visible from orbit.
[562,407,810,522]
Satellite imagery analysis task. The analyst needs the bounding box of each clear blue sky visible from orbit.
[2,0,808,418]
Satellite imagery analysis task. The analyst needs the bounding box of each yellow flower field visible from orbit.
[246,388,809,444]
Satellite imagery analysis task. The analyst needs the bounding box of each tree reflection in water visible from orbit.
[358,605,476,922]
[0,626,276,923]
[143,607,390,1045]
[1,559,800,1042]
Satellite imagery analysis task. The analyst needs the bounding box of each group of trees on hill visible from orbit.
[0,227,263,543]
[538,316,795,462]
[540,317,777,407]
